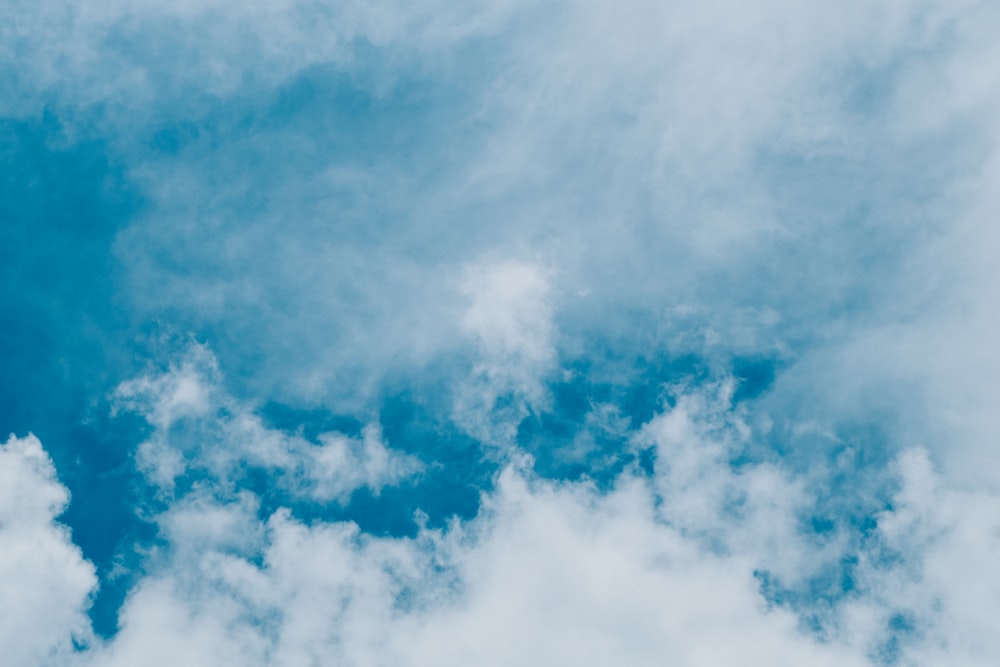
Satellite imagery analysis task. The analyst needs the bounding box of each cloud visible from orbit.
[74,0,988,452]
[453,259,556,445]
[0,435,97,665]
[80,387,877,666]
[1,0,520,127]
[841,448,1000,665]
[114,343,420,500]
[4,0,993,387]
[5,0,1000,664]
[8,361,1000,667]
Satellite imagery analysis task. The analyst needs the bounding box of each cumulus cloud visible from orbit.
[7,365,1000,667]
[0,435,96,666]
[78,386,876,667]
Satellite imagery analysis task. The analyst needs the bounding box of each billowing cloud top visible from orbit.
[2,0,1000,665]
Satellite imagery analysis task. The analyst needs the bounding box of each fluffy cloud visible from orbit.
[454,259,556,445]
[80,387,875,667]
[7,375,1000,667]
[0,435,96,666]
[114,343,419,500]
[842,448,1000,665]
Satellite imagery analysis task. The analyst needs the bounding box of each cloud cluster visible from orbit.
[66,382,874,665]
[7,371,1000,666]
[87,474,864,667]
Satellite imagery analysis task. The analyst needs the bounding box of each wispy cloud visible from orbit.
[114,344,420,500]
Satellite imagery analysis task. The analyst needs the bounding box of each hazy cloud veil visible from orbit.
[2,0,1000,664]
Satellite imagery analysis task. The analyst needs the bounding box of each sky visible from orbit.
[2,0,1000,665]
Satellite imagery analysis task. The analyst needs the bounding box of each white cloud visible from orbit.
[842,448,1000,665]
[114,344,420,500]
[69,381,902,666]
[10,373,1000,667]
[80,435,872,667]
[460,259,553,367]
[0,434,97,666]
[454,259,556,445]
[637,382,835,587]
[390,468,859,667]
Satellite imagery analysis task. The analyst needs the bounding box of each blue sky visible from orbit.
[3,1,1000,665]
